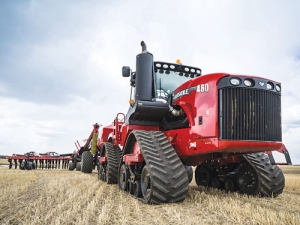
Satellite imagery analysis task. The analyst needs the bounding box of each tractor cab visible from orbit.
[122,41,201,126]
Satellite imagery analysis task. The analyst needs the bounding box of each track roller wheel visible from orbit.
[81,151,93,173]
[119,164,129,191]
[211,177,223,189]
[224,178,236,192]
[185,166,193,183]
[195,166,211,187]
[132,180,142,198]
[69,162,75,171]
[76,162,81,171]
[98,164,106,181]
[141,165,152,202]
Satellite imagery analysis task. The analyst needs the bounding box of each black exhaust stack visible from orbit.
[124,41,169,126]
[135,41,153,101]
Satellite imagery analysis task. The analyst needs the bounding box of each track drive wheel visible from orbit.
[195,166,211,187]
[238,153,285,197]
[81,151,93,173]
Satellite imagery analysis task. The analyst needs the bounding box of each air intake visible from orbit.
[219,88,281,141]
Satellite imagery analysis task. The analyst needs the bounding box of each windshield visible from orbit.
[156,71,191,103]
[154,62,201,103]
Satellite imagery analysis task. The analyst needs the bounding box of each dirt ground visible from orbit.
[0,165,299,225]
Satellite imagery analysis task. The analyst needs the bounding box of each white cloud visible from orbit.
[1,0,300,163]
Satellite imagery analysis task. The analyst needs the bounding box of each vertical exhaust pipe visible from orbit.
[135,41,153,101]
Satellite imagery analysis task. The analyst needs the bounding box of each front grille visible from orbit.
[219,88,281,141]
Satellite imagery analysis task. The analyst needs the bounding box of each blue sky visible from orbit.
[1,0,300,164]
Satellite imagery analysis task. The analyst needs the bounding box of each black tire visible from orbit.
[32,162,36,170]
[211,177,223,189]
[98,164,106,181]
[195,166,211,187]
[129,130,189,204]
[81,151,93,173]
[224,178,236,192]
[133,181,142,198]
[119,164,129,191]
[76,162,81,171]
[27,162,32,170]
[106,143,118,184]
[20,162,25,170]
[69,162,75,171]
[238,153,285,197]
[185,166,193,183]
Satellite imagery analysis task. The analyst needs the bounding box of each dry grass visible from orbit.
[0,158,9,165]
[0,165,299,225]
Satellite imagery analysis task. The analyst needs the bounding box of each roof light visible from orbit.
[176,59,181,64]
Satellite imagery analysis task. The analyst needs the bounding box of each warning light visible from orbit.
[129,99,135,106]
[176,59,181,64]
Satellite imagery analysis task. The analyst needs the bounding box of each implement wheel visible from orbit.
[76,162,81,171]
[81,151,93,173]
[69,162,75,171]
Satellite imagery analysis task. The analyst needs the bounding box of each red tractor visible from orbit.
[97,41,287,204]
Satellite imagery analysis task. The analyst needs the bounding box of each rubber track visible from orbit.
[133,130,189,204]
[106,143,119,184]
[243,152,285,197]
[114,145,123,166]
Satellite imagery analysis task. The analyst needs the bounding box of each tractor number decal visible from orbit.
[196,84,209,93]
[173,83,209,100]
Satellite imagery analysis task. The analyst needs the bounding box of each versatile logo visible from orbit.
[259,82,264,87]
[173,83,209,100]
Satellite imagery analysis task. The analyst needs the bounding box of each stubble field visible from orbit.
[0,160,299,225]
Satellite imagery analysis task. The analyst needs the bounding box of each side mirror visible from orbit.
[122,66,131,77]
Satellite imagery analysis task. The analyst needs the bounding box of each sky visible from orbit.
[1,0,300,164]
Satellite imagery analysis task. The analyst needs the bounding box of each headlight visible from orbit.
[267,82,274,90]
[230,78,241,86]
[275,84,281,92]
[244,79,254,87]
